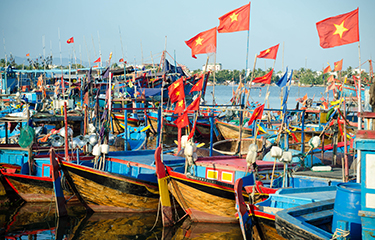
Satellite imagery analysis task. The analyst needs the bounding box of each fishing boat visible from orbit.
[212,137,272,156]
[155,144,288,225]
[275,183,361,240]
[215,119,255,139]
[58,149,185,212]
[234,178,337,239]
[116,125,148,151]
[274,112,375,239]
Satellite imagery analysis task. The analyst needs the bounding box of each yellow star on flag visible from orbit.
[178,100,184,107]
[195,37,203,46]
[229,12,238,22]
[265,49,270,53]
[173,82,180,89]
[333,21,348,38]
[176,91,180,96]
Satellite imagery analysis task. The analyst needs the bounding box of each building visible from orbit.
[202,63,222,72]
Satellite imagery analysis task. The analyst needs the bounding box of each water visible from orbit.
[204,84,327,109]
[0,196,242,239]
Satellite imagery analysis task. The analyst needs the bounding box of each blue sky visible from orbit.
[1,0,374,73]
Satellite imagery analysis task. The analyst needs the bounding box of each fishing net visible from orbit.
[19,126,35,148]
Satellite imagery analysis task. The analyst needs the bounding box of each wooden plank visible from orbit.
[357,130,375,139]
[359,112,375,119]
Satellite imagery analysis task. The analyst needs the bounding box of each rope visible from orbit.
[149,199,161,232]
[331,228,350,239]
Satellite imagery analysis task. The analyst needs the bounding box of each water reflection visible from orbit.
[0,201,164,239]
[0,200,243,239]
[165,218,242,240]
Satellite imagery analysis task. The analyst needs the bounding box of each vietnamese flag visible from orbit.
[217,3,250,33]
[185,27,217,59]
[174,99,186,114]
[168,77,185,103]
[189,74,204,93]
[316,8,359,49]
[252,69,273,85]
[334,59,343,71]
[26,53,30,57]
[327,75,335,83]
[257,44,279,60]
[323,65,332,74]
[248,104,265,126]
[186,94,201,112]
[94,57,101,63]
[174,111,189,129]
[119,58,124,62]
[67,37,74,44]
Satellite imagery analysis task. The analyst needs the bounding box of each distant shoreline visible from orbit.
[207,82,326,88]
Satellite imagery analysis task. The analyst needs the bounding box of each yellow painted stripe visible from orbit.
[158,177,171,207]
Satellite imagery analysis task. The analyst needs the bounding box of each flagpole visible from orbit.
[245,54,258,106]
[245,2,251,83]
[266,60,276,108]
[58,28,65,101]
[357,41,362,183]
[98,31,102,68]
[212,52,216,104]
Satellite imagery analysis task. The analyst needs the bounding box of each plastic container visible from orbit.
[92,144,101,156]
[332,182,361,239]
[101,144,109,154]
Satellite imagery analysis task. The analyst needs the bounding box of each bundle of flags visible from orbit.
[168,74,206,140]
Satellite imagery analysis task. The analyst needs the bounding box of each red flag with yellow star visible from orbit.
[189,74,204,93]
[67,37,74,44]
[248,104,265,126]
[168,77,185,103]
[217,3,250,33]
[174,99,186,114]
[185,27,217,59]
[174,111,189,129]
[257,44,279,60]
[186,94,201,112]
[252,69,273,85]
[316,8,359,49]
[323,65,332,74]
[334,59,343,71]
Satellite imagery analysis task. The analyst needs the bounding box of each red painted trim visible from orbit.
[2,171,52,182]
[41,164,52,178]
[107,157,155,170]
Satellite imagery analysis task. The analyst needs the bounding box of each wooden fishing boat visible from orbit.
[234,178,337,240]
[275,199,335,240]
[59,150,185,212]
[215,119,254,139]
[0,153,92,203]
[116,125,148,151]
[155,149,287,225]
[212,137,272,156]
[147,110,216,141]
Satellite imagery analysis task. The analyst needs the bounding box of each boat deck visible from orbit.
[107,150,185,166]
[293,167,355,180]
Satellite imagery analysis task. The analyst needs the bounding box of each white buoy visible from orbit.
[92,144,101,156]
[270,146,283,158]
[101,144,109,154]
[309,136,321,149]
[280,151,293,163]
